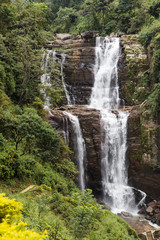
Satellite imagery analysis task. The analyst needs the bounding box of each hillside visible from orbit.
[0,0,160,239]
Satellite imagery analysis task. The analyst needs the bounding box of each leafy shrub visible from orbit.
[147,83,160,118]
[0,193,47,239]
[140,20,160,47]
[68,190,102,239]
[0,151,16,179]
[0,193,22,222]
[0,221,47,240]
[152,49,160,83]
[0,133,4,148]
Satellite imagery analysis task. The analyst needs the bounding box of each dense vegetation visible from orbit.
[0,0,160,239]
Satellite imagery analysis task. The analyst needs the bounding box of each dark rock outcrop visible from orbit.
[64,46,95,105]
[46,32,97,105]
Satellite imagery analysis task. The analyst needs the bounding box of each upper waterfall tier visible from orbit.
[90,37,120,110]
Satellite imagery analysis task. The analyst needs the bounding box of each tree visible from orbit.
[0,0,51,105]
[2,107,62,159]
[55,7,77,32]
[83,0,113,33]
[115,0,139,33]
[148,2,160,19]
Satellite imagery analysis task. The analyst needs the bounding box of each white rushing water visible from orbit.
[90,37,145,214]
[64,111,86,192]
[41,50,56,109]
[90,37,120,110]
[41,51,73,108]
[60,53,73,105]
[63,117,69,145]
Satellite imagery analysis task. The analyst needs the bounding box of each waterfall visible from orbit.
[41,51,74,108]
[90,37,120,110]
[61,53,86,191]
[60,53,73,105]
[90,37,145,213]
[64,111,86,192]
[101,110,136,213]
[41,50,86,191]
[41,50,56,109]
[63,117,69,145]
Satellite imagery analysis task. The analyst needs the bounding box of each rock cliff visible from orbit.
[119,35,160,201]
[46,33,96,105]
[119,34,149,106]
[128,106,160,201]
[47,33,160,204]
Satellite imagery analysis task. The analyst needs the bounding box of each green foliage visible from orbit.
[139,20,160,119]
[115,0,141,33]
[68,189,102,239]
[140,20,160,47]
[0,193,48,239]
[0,134,4,149]
[152,49,160,83]
[54,7,77,32]
[0,0,58,106]
[31,97,45,117]
[147,83,160,118]
[49,189,138,240]
[0,193,22,222]
[1,107,61,156]
[148,2,160,18]
[0,105,77,191]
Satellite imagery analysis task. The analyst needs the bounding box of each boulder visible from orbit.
[81,31,98,39]
[146,206,153,214]
[148,201,157,208]
[121,212,133,218]
[56,33,73,40]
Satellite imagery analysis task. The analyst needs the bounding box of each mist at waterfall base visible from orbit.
[89,37,146,215]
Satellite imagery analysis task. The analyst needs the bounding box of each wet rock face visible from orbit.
[64,46,95,105]
[119,35,149,106]
[49,106,102,198]
[128,106,160,201]
[46,33,96,105]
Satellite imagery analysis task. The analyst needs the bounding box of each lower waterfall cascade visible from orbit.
[64,111,86,192]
